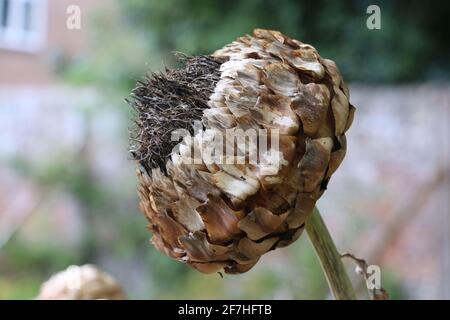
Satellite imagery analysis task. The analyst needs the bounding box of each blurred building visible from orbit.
[0,0,103,85]
[0,0,116,259]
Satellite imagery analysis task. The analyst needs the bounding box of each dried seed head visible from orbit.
[36,265,126,300]
[129,29,355,274]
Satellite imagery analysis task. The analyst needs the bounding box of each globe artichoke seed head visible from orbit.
[129,29,355,274]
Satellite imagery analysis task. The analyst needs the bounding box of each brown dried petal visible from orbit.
[286,191,320,229]
[291,83,330,137]
[331,86,350,136]
[238,207,289,240]
[251,135,296,185]
[203,107,237,129]
[283,47,325,80]
[253,28,285,43]
[190,261,229,274]
[224,88,258,118]
[325,135,347,180]
[167,163,220,203]
[179,231,232,262]
[276,226,305,248]
[247,190,291,215]
[225,259,259,274]
[263,62,299,96]
[196,194,243,244]
[345,104,356,133]
[251,94,299,135]
[213,170,260,203]
[151,233,184,259]
[152,213,187,252]
[170,193,205,233]
[239,236,279,256]
[322,58,342,87]
[297,137,333,192]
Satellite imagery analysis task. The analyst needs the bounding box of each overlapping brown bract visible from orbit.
[133,29,355,274]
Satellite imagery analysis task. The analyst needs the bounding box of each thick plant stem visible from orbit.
[306,207,356,300]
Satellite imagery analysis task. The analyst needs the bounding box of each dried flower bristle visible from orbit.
[129,54,222,172]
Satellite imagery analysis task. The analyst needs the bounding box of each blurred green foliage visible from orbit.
[67,0,450,87]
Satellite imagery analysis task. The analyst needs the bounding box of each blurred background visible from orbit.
[0,0,449,299]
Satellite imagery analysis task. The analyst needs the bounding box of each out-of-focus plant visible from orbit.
[65,0,450,86]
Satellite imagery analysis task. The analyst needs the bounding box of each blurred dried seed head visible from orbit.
[36,264,126,300]
[129,29,355,274]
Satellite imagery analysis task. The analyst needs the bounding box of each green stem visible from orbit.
[306,207,356,300]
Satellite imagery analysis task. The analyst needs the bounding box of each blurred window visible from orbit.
[0,0,46,52]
